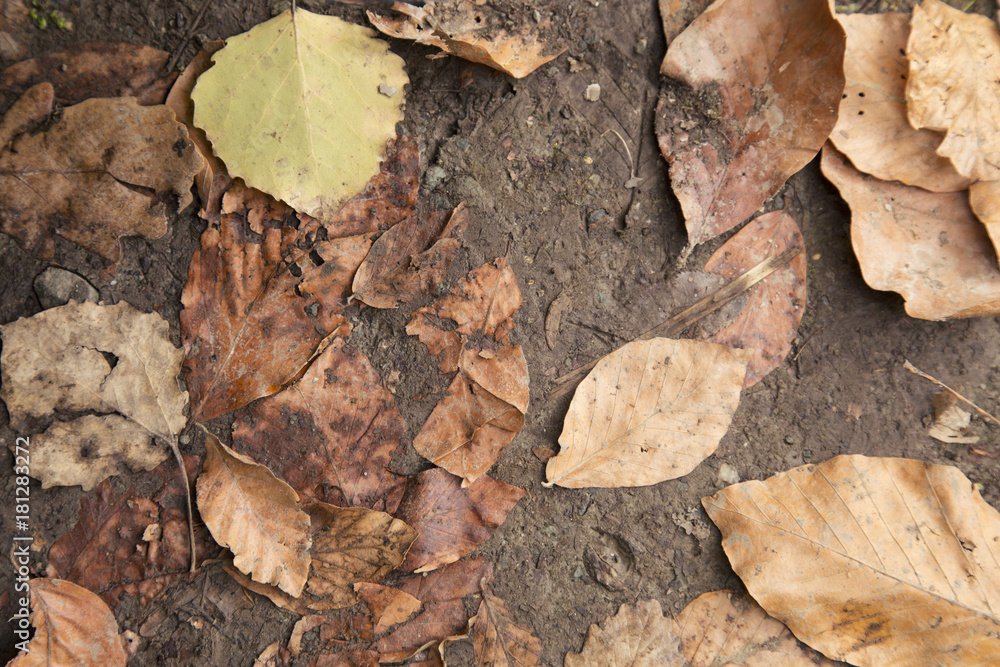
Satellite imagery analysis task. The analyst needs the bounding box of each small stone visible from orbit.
[587,208,608,224]
[718,462,740,486]
[533,9,541,22]
[584,83,601,102]
[33,267,99,310]
[802,449,813,460]
[634,38,647,54]
[423,165,447,190]
[572,565,584,579]
[378,82,398,97]
[179,435,190,445]
[784,435,796,445]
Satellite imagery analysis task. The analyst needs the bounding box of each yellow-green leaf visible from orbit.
[191,8,407,220]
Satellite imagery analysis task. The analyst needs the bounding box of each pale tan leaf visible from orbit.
[354,583,423,634]
[831,13,971,192]
[545,338,750,489]
[702,454,1000,665]
[471,592,542,667]
[969,179,1000,260]
[906,0,1000,180]
[928,391,979,445]
[196,431,311,597]
[565,599,683,666]
[9,578,126,667]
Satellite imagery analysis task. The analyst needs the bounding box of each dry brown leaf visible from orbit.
[470,592,542,667]
[413,345,529,486]
[565,599,683,666]
[355,583,423,634]
[906,0,1000,180]
[545,338,750,489]
[232,339,408,513]
[197,431,311,598]
[821,144,1000,319]
[544,290,572,350]
[658,0,715,55]
[0,83,203,260]
[831,13,971,193]
[969,180,1000,260]
[395,468,525,573]
[676,590,836,666]
[1,41,176,105]
[655,0,844,244]
[703,454,1000,664]
[0,0,27,62]
[705,211,806,388]
[928,390,979,445]
[9,578,126,667]
[222,562,311,615]
[368,1,564,79]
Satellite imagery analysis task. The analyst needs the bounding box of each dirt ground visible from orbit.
[3,0,1000,665]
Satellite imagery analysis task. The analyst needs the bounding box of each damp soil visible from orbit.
[2,0,1000,665]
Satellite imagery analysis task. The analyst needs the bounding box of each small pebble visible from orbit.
[533,9,541,22]
[584,83,601,102]
[718,462,740,486]
[572,565,584,579]
[587,208,607,224]
[179,435,190,445]
[784,435,796,445]
[634,38,647,54]
[378,82,398,97]
[802,449,813,460]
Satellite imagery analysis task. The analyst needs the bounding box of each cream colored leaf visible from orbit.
[565,599,683,666]
[702,455,1000,665]
[545,338,750,488]
[191,8,407,220]
[906,0,1000,180]
[969,179,1000,260]
[197,431,311,597]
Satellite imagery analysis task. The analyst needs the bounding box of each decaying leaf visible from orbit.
[703,454,1000,664]
[368,1,564,79]
[9,578,126,667]
[565,599,683,666]
[232,338,408,513]
[705,211,806,388]
[928,390,979,445]
[222,561,311,616]
[831,13,971,192]
[821,145,1000,319]
[197,431,312,598]
[906,0,1000,180]
[0,83,203,260]
[413,345,529,486]
[656,0,844,244]
[395,468,525,573]
[191,8,407,220]
[0,0,27,62]
[470,592,542,667]
[2,41,175,105]
[355,583,423,634]
[546,338,750,489]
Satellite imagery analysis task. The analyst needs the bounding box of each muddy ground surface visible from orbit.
[3,0,1000,665]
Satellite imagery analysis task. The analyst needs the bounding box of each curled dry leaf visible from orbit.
[705,211,806,388]
[232,338,408,514]
[355,583,423,634]
[928,390,979,445]
[545,338,750,489]
[9,578,126,667]
[565,599,683,666]
[0,83,203,260]
[191,8,407,220]
[821,145,1000,319]
[413,345,529,486]
[703,454,1000,664]
[0,0,27,61]
[396,468,525,573]
[1,41,175,105]
[831,13,971,193]
[656,0,844,244]
[906,0,1000,180]
[197,431,312,598]
[368,1,564,79]
[471,592,542,667]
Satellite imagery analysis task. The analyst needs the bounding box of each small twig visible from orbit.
[165,0,213,74]
[792,326,823,362]
[904,360,1000,428]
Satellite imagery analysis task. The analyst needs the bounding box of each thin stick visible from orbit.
[165,0,213,73]
[547,245,803,401]
[167,438,198,573]
[904,360,1000,428]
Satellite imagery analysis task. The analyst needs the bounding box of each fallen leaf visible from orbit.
[0,0,27,62]
[658,0,715,54]
[0,83,203,259]
[470,592,542,667]
[831,13,971,193]
[545,338,750,489]
[197,431,312,598]
[702,454,1000,664]
[1,42,175,105]
[354,583,423,634]
[368,1,565,79]
[395,468,525,573]
[413,345,529,485]
[232,338,408,513]
[565,599,683,666]
[222,561,311,615]
[532,447,556,463]
[676,590,836,666]
[254,642,288,667]
[656,0,845,244]
[705,211,806,388]
[820,144,1000,319]
[46,456,217,609]
[544,290,572,350]
[906,0,1000,180]
[9,578,126,667]
[968,180,1000,259]
[928,390,979,445]
[191,8,407,220]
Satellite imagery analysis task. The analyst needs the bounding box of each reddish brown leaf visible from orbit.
[658,0,715,54]
[222,562,311,615]
[355,583,423,635]
[470,592,542,667]
[233,339,408,513]
[656,0,845,244]
[1,42,175,106]
[45,456,218,610]
[413,346,529,485]
[705,211,806,387]
[396,468,525,573]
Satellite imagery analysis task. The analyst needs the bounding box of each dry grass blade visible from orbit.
[904,360,1000,428]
